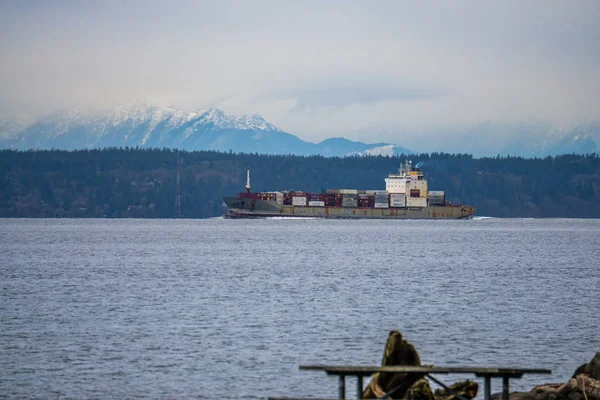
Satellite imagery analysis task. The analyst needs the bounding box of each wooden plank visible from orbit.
[268,398,340,400]
[299,365,551,376]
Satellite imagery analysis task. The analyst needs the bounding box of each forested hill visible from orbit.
[1,149,599,218]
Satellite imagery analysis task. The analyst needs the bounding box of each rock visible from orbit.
[559,375,600,400]
[489,351,600,400]
[362,331,423,399]
[434,380,479,400]
[573,352,600,381]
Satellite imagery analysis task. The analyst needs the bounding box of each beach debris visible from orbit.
[362,331,479,400]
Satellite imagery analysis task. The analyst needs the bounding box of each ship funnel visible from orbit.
[245,167,251,193]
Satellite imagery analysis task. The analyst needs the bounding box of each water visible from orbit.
[1,218,599,399]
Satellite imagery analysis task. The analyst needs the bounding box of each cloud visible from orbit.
[268,82,445,112]
[0,0,599,143]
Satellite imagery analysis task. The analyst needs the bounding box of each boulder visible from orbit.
[573,352,600,381]
[490,351,600,400]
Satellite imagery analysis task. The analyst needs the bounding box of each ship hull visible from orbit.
[223,197,476,219]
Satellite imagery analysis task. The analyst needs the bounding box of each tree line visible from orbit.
[1,148,599,218]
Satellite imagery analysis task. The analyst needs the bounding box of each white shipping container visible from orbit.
[275,191,284,205]
[374,202,389,208]
[308,200,325,207]
[429,191,445,205]
[407,197,427,208]
[292,196,307,206]
[390,193,406,207]
[339,189,358,194]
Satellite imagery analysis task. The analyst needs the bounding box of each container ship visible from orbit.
[222,160,476,219]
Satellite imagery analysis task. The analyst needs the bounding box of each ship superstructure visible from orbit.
[222,160,476,219]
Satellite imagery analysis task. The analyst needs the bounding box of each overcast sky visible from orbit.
[1,0,599,143]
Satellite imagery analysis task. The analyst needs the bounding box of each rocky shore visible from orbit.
[362,331,599,400]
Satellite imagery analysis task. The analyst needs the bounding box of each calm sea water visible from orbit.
[1,218,599,399]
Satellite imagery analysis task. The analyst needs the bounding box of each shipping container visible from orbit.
[308,200,325,207]
[374,202,389,208]
[292,196,307,206]
[339,189,359,195]
[274,191,284,205]
[429,190,445,205]
[341,199,357,207]
[390,193,406,208]
[407,197,427,208]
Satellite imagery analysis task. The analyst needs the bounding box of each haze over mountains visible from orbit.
[0,104,411,157]
[0,104,598,157]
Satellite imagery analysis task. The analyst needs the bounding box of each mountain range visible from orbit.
[0,104,598,157]
[0,104,411,157]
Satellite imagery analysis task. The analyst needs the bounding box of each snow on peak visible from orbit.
[364,144,395,156]
[189,108,280,131]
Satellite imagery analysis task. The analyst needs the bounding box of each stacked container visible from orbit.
[292,196,307,206]
[389,193,406,208]
[275,191,284,205]
[428,191,445,205]
[341,194,357,207]
[374,193,389,208]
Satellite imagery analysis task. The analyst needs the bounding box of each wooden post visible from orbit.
[484,376,491,400]
[338,374,346,399]
[357,375,363,399]
[502,376,510,400]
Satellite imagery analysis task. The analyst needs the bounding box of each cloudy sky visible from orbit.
[0,0,598,143]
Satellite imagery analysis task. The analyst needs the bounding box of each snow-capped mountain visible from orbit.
[354,144,412,157]
[0,104,410,157]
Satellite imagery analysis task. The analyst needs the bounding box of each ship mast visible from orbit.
[245,167,251,193]
[176,150,181,218]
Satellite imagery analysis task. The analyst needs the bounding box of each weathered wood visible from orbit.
[484,376,492,400]
[502,376,510,400]
[339,375,346,399]
[357,376,363,400]
[268,398,340,400]
[426,374,471,400]
[300,365,551,376]
[295,365,551,400]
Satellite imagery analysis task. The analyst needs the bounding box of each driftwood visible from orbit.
[434,380,479,400]
[362,331,478,400]
[559,375,600,400]
[362,331,423,399]
[493,351,600,400]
